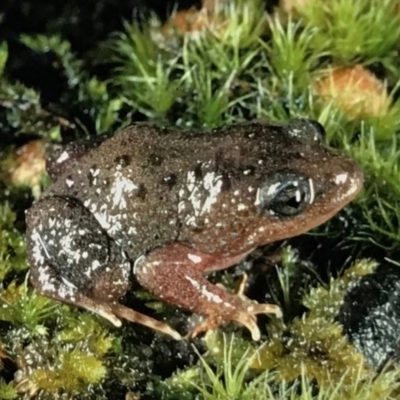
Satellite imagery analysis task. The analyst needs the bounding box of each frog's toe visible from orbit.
[246,303,283,319]
[186,313,260,341]
[111,303,182,340]
[231,313,261,340]
[231,303,282,340]
[185,316,220,340]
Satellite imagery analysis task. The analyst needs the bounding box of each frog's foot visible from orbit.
[207,274,282,340]
[110,303,182,340]
[187,302,282,341]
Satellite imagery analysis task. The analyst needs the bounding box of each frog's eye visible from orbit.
[259,173,314,217]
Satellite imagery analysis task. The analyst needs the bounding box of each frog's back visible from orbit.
[43,121,305,257]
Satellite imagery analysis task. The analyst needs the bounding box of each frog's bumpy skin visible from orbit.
[26,120,363,340]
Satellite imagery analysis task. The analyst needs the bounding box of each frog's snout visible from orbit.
[329,159,364,208]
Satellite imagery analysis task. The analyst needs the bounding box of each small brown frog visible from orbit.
[25,119,363,340]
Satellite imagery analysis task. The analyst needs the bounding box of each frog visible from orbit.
[25,119,363,341]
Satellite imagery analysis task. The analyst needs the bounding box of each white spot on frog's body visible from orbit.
[334,172,348,185]
[127,226,137,235]
[90,168,100,177]
[333,175,361,203]
[61,276,77,289]
[57,276,77,300]
[66,178,74,187]
[254,188,261,206]
[37,266,56,293]
[84,269,92,278]
[202,172,223,214]
[180,170,223,226]
[188,253,202,263]
[31,229,50,264]
[184,275,223,304]
[94,210,123,236]
[150,261,161,267]
[111,175,138,210]
[60,233,75,255]
[92,260,101,270]
[73,252,81,263]
[56,151,69,164]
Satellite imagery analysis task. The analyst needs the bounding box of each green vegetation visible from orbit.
[1,0,400,398]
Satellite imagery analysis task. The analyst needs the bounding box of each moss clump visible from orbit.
[252,260,377,384]
[0,378,17,400]
[0,280,56,335]
[15,348,107,397]
[291,0,400,63]
[0,203,27,281]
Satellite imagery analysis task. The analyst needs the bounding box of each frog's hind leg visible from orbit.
[134,243,282,341]
[26,196,181,340]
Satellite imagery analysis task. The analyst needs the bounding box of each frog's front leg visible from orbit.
[25,196,181,340]
[134,244,282,340]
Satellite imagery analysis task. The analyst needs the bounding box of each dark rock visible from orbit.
[338,264,400,369]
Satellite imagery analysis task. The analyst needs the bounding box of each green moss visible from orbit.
[57,313,115,355]
[0,280,56,334]
[0,203,27,280]
[299,0,400,64]
[21,348,107,395]
[184,331,400,400]
[0,42,7,76]
[0,379,17,400]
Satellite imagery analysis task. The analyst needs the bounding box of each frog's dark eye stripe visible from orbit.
[258,172,314,217]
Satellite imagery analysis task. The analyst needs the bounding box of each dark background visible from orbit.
[0,0,201,52]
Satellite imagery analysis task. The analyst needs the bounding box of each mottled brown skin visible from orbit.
[25,119,363,340]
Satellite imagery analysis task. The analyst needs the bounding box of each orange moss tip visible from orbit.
[280,0,310,16]
[161,0,233,37]
[7,140,46,190]
[313,65,391,120]
[161,8,226,36]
